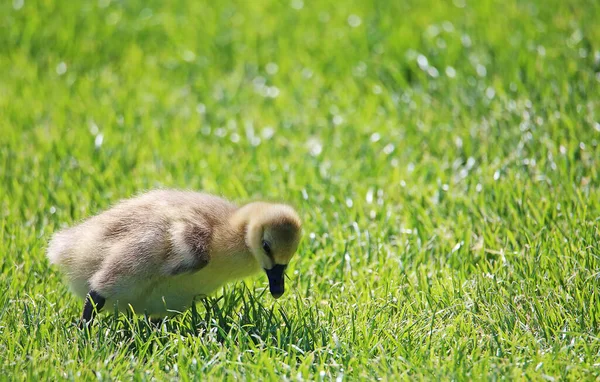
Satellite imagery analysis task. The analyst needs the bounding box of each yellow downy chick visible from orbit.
[47,190,302,324]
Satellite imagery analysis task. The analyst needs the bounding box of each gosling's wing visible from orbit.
[162,219,213,276]
[93,191,230,277]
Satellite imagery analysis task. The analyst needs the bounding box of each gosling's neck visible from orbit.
[206,207,261,278]
[209,205,256,259]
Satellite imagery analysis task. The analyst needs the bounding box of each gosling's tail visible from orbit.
[46,229,72,265]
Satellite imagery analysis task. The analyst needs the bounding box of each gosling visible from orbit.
[47,189,302,324]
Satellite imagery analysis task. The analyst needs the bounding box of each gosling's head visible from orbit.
[242,202,302,299]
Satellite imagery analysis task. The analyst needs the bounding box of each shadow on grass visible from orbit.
[76,283,327,358]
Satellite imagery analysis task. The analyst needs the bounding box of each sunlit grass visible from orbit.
[1,0,599,379]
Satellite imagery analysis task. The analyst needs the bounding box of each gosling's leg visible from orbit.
[80,290,106,327]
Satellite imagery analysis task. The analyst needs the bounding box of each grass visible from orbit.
[1,0,600,379]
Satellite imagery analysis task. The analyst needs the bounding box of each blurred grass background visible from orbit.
[1,0,599,379]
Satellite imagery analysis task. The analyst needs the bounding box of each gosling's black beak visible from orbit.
[265,264,286,299]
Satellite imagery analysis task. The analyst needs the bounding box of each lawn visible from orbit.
[1,0,600,379]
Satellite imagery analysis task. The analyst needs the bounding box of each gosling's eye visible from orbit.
[262,240,272,255]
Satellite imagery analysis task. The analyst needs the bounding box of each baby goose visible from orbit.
[47,190,302,324]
